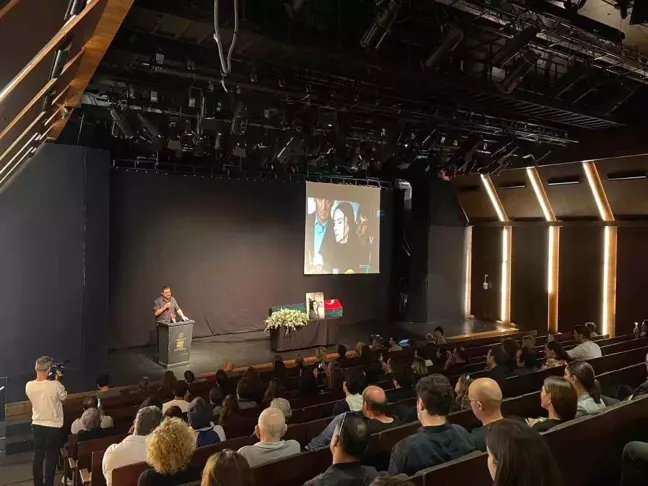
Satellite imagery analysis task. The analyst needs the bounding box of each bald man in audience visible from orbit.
[467,378,504,451]
[238,407,301,467]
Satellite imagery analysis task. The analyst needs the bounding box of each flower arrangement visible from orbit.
[265,308,309,335]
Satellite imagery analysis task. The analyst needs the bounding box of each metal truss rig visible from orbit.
[436,0,648,84]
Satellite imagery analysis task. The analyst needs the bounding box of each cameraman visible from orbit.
[25,356,67,486]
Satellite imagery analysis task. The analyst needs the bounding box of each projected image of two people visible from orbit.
[304,183,381,275]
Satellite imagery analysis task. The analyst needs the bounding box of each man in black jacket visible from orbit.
[304,414,382,486]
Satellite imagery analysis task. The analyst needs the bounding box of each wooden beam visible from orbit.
[0,0,20,21]
[49,0,136,139]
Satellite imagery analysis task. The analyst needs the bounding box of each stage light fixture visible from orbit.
[360,0,403,51]
[499,51,539,94]
[492,26,541,67]
[230,99,248,136]
[422,26,464,71]
[109,106,135,139]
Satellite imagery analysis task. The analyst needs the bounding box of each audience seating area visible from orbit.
[47,328,648,486]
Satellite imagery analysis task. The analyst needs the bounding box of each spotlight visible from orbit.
[360,0,403,51]
[492,26,541,67]
[422,26,464,71]
[230,99,248,136]
[109,106,135,139]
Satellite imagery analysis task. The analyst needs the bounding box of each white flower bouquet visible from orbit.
[265,308,309,335]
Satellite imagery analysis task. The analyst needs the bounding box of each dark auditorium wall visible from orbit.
[470,226,502,322]
[558,225,602,332]
[510,226,547,332]
[109,171,394,348]
[0,143,110,382]
[616,226,648,336]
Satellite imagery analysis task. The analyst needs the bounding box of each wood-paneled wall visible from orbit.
[470,226,502,322]
[616,226,648,335]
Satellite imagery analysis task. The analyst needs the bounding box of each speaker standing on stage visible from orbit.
[154,286,189,323]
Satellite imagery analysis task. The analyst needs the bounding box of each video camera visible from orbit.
[47,360,69,381]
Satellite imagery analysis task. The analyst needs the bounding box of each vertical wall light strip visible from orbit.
[481,174,511,324]
[526,167,559,334]
[583,161,616,336]
[464,226,473,318]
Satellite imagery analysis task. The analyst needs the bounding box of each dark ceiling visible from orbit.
[58,0,648,179]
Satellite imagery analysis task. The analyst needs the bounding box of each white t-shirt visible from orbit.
[102,434,148,486]
[567,341,602,361]
[25,379,67,428]
[162,399,190,413]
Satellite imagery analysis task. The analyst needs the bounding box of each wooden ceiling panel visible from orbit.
[538,163,599,219]
[453,174,498,222]
[491,169,544,220]
[597,156,648,217]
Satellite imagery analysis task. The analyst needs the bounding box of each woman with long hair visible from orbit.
[486,419,563,486]
[158,371,177,399]
[327,367,345,393]
[200,449,255,486]
[218,395,241,426]
[565,361,606,417]
[453,374,474,411]
[261,378,285,405]
[411,357,429,381]
[299,366,320,397]
[528,376,577,432]
[542,341,570,369]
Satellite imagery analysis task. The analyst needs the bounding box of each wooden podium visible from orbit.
[157,320,195,368]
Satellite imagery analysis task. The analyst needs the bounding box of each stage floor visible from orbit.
[102,318,514,391]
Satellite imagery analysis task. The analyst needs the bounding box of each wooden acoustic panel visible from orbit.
[491,169,544,220]
[558,226,603,332]
[510,226,548,333]
[616,226,648,336]
[453,174,498,222]
[596,156,648,218]
[470,226,502,322]
[538,164,599,219]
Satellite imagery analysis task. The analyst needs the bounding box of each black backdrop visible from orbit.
[109,171,394,348]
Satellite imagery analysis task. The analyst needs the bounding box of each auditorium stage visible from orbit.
[103,318,516,390]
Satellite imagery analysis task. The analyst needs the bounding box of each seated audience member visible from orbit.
[520,335,536,350]
[304,414,381,486]
[238,407,301,467]
[272,355,287,380]
[452,374,474,412]
[486,419,563,486]
[164,406,184,420]
[630,353,648,399]
[388,363,417,423]
[514,347,540,375]
[96,374,121,397]
[370,339,383,352]
[567,325,602,361]
[388,337,403,352]
[140,396,164,410]
[486,345,516,380]
[388,374,475,476]
[158,370,178,399]
[356,342,367,356]
[327,367,345,394]
[299,366,321,397]
[433,326,446,345]
[188,397,226,446]
[209,386,224,418]
[411,357,429,381]
[261,378,284,405]
[361,347,383,384]
[103,406,162,486]
[200,450,256,486]
[295,354,306,374]
[641,320,648,338]
[71,396,114,434]
[138,417,200,486]
[621,441,648,486]
[307,386,401,451]
[444,347,468,370]
[163,381,190,413]
[565,361,606,417]
[137,376,151,393]
[218,395,243,426]
[215,369,231,396]
[467,378,504,451]
[370,478,416,486]
[325,360,339,379]
[184,370,196,386]
[542,340,570,369]
[77,408,107,442]
[529,376,577,432]
[332,370,365,415]
[237,377,260,410]
[586,321,599,337]
[337,344,348,360]
[316,347,329,373]
[269,397,292,421]
[500,338,520,361]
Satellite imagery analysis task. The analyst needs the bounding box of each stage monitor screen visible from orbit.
[304,182,381,275]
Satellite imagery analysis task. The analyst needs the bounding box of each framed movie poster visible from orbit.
[306,292,325,321]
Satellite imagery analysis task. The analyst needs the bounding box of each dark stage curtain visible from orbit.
[108,172,394,349]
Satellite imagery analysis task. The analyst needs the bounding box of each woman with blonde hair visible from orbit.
[315,346,328,373]
[201,449,255,486]
[138,417,200,486]
[411,357,429,380]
